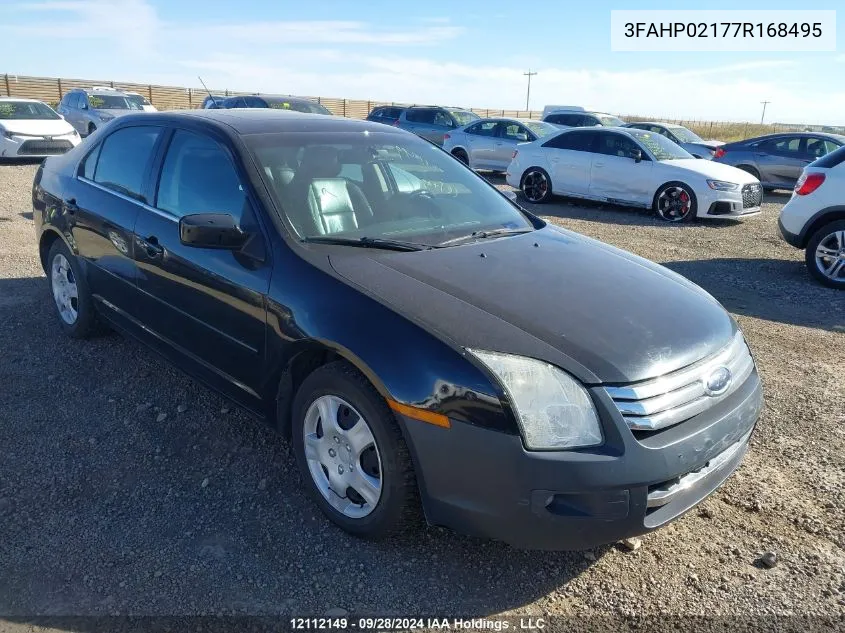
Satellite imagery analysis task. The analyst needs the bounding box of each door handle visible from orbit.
[141,235,164,257]
[64,198,78,215]
[593,162,605,168]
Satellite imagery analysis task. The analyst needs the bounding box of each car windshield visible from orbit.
[125,94,151,107]
[524,121,558,138]
[450,110,480,126]
[0,100,60,120]
[88,94,141,110]
[248,131,534,247]
[668,125,704,143]
[267,99,333,115]
[628,129,694,161]
[598,114,626,126]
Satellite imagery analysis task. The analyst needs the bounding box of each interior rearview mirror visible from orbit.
[179,213,248,249]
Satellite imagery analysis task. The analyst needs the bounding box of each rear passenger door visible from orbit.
[755,136,807,186]
[542,130,596,196]
[72,124,162,318]
[589,131,653,205]
[132,126,271,406]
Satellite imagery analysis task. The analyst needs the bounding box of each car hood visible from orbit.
[662,158,760,183]
[328,226,736,384]
[93,108,136,118]
[0,118,75,136]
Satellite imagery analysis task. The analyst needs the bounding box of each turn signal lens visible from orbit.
[795,172,826,196]
[512,150,518,159]
[444,133,451,140]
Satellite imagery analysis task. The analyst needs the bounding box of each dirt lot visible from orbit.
[0,162,843,625]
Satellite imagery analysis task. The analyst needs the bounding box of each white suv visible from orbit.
[779,145,845,288]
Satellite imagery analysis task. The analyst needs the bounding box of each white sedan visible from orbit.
[506,127,762,222]
[0,98,80,159]
[443,117,558,172]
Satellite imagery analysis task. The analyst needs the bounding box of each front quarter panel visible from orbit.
[264,246,515,434]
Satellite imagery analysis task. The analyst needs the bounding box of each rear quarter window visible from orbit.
[812,145,845,169]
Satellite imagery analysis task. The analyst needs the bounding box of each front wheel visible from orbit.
[521,168,552,204]
[291,362,418,539]
[805,220,845,289]
[654,182,697,222]
[452,148,469,167]
[87,123,96,137]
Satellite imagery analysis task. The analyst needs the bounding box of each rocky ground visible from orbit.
[0,162,842,629]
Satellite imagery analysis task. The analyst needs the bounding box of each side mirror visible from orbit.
[179,213,248,249]
[631,149,643,163]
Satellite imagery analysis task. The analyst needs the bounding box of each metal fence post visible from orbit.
[148,84,153,104]
[57,78,62,101]
[3,74,10,97]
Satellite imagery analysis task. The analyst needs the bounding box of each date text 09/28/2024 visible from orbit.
[624,22,823,38]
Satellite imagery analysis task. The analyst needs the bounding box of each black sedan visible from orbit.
[32,110,762,549]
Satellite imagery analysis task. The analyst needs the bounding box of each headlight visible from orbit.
[467,350,602,450]
[707,179,739,191]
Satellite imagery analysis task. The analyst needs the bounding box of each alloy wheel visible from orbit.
[814,229,845,282]
[51,253,79,325]
[302,394,383,519]
[656,186,693,221]
[522,170,548,203]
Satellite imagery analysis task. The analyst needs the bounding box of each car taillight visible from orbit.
[795,172,825,196]
[392,119,401,126]
[444,133,450,140]
[512,150,519,159]
[713,148,726,159]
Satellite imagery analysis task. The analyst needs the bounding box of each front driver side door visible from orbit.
[133,127,271,407]
[494,122,531,170]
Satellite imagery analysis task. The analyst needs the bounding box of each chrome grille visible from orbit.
[741,183,762,209]
[606,332,754,433]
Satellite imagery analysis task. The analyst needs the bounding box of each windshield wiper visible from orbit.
[438,228,534,247]
[301,236,435,251]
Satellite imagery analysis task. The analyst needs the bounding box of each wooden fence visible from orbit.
[4,73,837,142]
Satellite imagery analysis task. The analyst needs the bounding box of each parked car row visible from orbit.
[32,108,764,551]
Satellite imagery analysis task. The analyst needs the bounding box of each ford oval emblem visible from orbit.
[705,367,732,396]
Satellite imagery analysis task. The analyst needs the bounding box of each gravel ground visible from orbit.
[0,162,843,626]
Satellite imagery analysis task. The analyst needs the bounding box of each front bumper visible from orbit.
[400,368,763,550]
[1,134,78,158]
[699,185,762,219]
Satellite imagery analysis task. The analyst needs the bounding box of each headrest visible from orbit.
[299,145,340,179]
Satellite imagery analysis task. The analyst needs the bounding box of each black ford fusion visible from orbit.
[32,110,763,550]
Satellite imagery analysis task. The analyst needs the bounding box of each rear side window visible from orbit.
[543,131,596,152]
[93,126,161,202]
[156,130,245,220]
[813,144,845,169]
[80,144,101,180]
[406,108,436,124]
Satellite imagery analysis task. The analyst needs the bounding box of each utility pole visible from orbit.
[760,101,771,124]
[523,69,537,111]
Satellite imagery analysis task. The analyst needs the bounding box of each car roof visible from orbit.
[0,97,44,103]
[111,108,406,136]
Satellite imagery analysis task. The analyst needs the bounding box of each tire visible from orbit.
[736,165,761,181]
[653,182,697,223]
[46,239,98,338]
[87,123,96,137]
[291,361,418,539]
[805,220,845,289]
[452,148,469,167]
[520,167,552,204]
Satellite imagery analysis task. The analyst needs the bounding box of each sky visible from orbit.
[2,0,844,125]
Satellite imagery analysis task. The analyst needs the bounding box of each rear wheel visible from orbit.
[654,182,697,222]
[521,168,552,204]
[47,239,98,338]
[452,148,469,167]
[805,220,845,289]
[736,165,761,181]
[291,362,418,538]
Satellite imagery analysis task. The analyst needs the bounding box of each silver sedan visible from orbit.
[443,118,558,172]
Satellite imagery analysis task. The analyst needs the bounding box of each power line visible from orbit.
[523,69,538,112]
[760,101,771,124]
